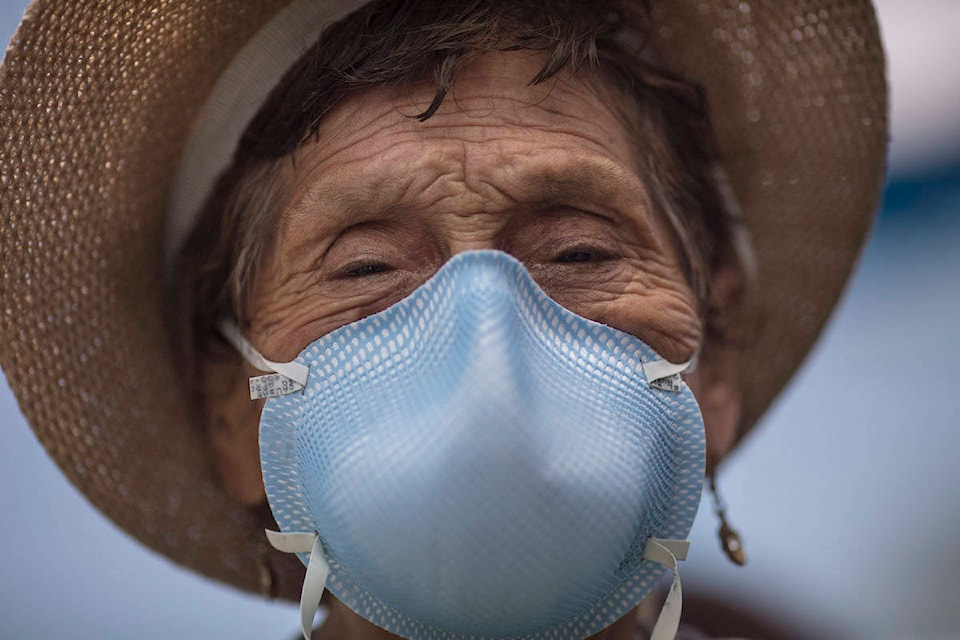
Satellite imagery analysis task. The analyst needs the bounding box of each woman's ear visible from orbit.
[201,344,268,506]
[686,341,740,471]
[685,255,749,471]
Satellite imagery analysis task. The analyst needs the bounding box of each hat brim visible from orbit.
[0,0,886,596]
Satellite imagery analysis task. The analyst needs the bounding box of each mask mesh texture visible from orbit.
[260,251,705,640]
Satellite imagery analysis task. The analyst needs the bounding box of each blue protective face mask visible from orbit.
[222,250,705,640]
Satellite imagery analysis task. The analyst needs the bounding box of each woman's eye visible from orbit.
[344,262,392,277]
[554,247,612,264]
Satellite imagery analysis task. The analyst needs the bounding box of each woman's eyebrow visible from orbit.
[507,161,666,253]
[280,169,421,242]
[502,157,657,227]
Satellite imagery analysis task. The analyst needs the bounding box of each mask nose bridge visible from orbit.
[449,253,521,329]
[445,253,532,401]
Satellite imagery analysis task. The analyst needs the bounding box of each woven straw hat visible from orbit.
[0,0,886,598]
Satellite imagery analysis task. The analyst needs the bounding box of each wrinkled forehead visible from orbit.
[276,51,647,210]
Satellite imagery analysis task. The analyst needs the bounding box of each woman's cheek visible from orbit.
[248,270,427,360]
[534,262,701,363]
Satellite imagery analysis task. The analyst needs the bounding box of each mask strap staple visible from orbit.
[266,530,329,640]
[218,319,310,397]
[642,538,689,640]
[643,357,695,392]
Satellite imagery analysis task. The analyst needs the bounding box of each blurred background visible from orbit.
[1,1,958,638]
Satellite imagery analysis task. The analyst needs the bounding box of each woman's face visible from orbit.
[208,50,741,505]
[247,51,700,364]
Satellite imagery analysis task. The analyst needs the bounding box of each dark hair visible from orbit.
[177,0,742,362]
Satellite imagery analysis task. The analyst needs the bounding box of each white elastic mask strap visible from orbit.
[266,530,330,640]
[218,320,309,398]
[642,538,690,640]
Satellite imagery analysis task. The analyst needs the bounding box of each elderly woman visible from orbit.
[0,1,886,639]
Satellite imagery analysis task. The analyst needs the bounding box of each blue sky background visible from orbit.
[2,2,959,639]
